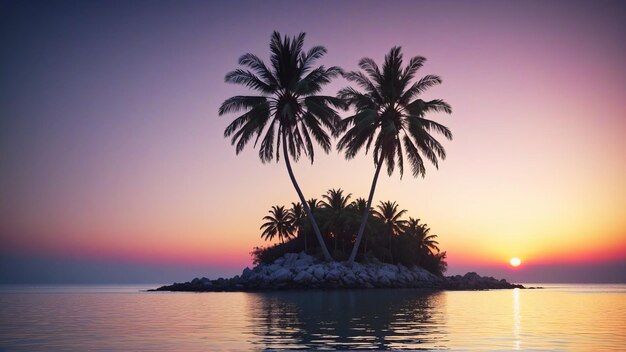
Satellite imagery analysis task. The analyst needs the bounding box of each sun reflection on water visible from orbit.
[513,288,521,350]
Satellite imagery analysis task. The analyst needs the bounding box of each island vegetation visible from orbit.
[253,189,447,276]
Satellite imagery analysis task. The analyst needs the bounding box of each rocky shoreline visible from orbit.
[152,252,524,292]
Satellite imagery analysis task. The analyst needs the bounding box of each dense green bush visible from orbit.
[252,189,448,276]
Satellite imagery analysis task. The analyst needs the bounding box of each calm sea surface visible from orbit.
[0,284,624,351]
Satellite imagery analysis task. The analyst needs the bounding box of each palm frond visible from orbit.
[412,130,442,167]
[408,115,453,140]
[299,45,327,74]
[225,69,274,94]
[258,119,277,163]
[218,96,267,115]
[406,98,452,115]
[343,71,383,104]
[396,139,404,178]
[358,57,382,86]
[224,101,270,139]
[401,56,426,84]
[238,53,278,88]
[299,122,315,163]
[402,135,426,177]
[302,111,332,154]
[400,75,442,104]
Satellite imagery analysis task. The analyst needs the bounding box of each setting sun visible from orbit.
[510,257,522,267]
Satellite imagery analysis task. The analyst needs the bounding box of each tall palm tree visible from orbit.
[289,202,306,251]
[219,31,345,261]
[260,205,294,244]
[403,217,439,255]
[372,201,408,262]
[338,47,453,264]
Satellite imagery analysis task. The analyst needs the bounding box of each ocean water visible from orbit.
[0,284,624,351]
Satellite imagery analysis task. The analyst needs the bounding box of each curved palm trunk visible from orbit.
[347,153,384,264]
[282,133,333,262]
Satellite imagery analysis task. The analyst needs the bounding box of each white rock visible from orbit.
[283,253,298,267]
[326,269,342,281]
[382,263,398,273]
[377,269,397,282]
[293,257,314,269]
[350,262,364,273]
[357,271,371,282]
[313,266,326,280]
[269,268,292,282]
[298,251,312,260]
[398,265,411,278]
[410,267,438,282]
[328,262,343,271]
[342,272,357,285]
[293,271,313,284]
[379,275,391,286]
[241,267,254,280]
[366,267,377,277]
[267,263,281,273]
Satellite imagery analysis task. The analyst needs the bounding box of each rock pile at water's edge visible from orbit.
[152,252,524,292]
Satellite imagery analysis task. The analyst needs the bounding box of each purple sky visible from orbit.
[1,0,625,283]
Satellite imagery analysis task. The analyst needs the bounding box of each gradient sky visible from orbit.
[1,0,625,284]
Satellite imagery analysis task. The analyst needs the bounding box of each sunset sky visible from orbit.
[1,0,625,283]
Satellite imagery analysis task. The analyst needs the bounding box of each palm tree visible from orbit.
[403,217,439,255]
[350,197,369,215]
[338,47,453,264]
[289,202,307,251]
[372,201,408,262]
[320,188,352,254]
[350,197,372,256]
[219,31,345,261]
[307,198,322,215]
[260,205,294,244]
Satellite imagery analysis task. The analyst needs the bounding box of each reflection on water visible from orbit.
[245,289,447,350]
[512,288,520,350]
[0,284,625,351]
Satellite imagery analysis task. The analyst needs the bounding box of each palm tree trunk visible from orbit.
[282,133,333,262]
[347,153,384,264]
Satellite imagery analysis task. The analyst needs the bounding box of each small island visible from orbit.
[154,191,523,292]
[154,252,523,292]
[155,32,525,293]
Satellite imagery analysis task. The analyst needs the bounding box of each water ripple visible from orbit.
[0,285,625,350]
